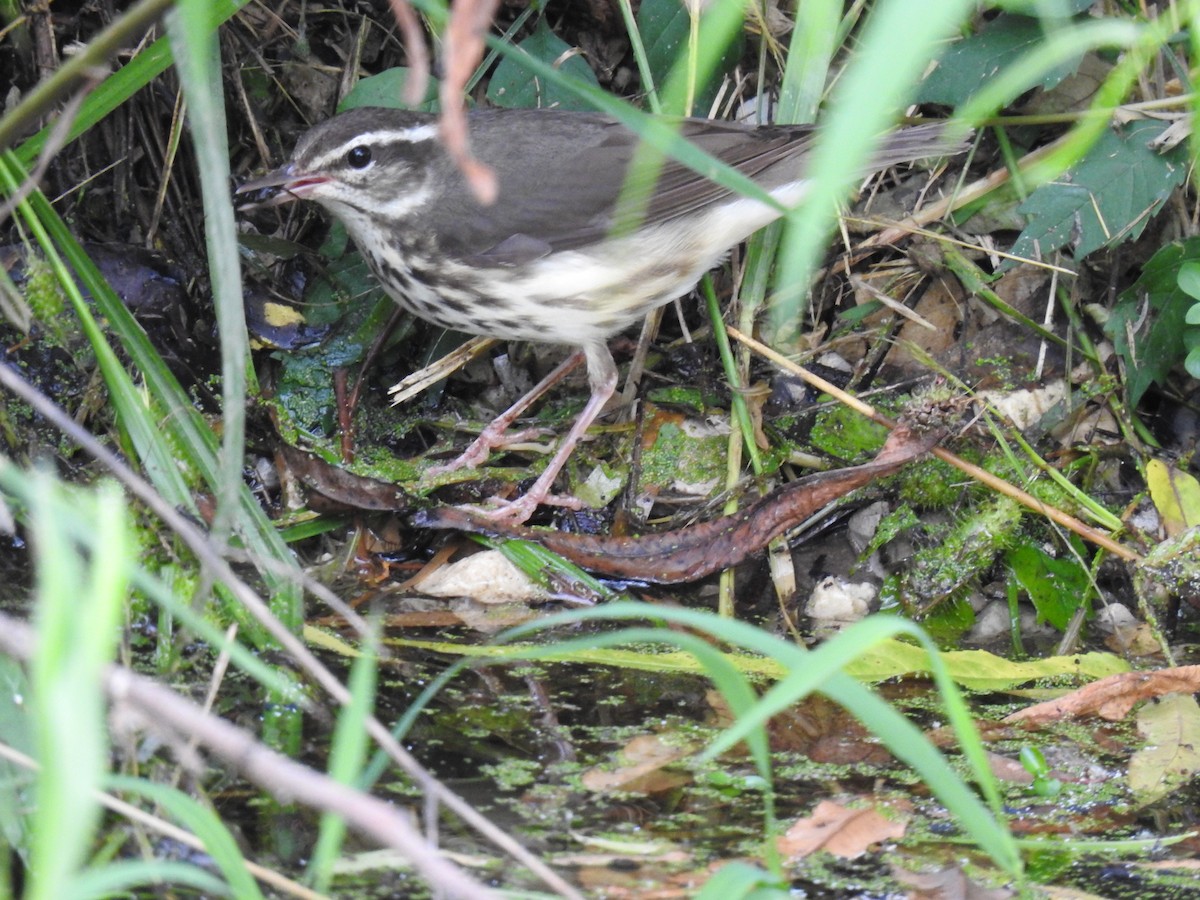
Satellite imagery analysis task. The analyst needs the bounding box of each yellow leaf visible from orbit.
[1128,693,1200,805]
[1147,459,1200,537]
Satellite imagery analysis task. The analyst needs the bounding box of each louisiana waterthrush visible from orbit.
[240,106,962,523]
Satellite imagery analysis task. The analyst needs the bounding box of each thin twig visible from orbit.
[438,0,502,203]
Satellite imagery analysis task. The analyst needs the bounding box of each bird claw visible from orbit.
[456,490,585,525]
[428,425,550,475]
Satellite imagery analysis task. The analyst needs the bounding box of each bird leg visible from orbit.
[454,344,619,525]
[428,350,586,474]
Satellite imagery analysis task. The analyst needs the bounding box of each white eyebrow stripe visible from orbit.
[361,124,439,144]
[308,125,440,169]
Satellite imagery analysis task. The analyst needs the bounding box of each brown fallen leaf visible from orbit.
[585,858,765,899]
[279,444,413,511]
[705,689,878,760]
[581,733,697,794]
[1103,620,1166,657]
[777,799,906,860]
[891,863,1014,900]
[1006,665,1200,725]
[984,751,1035,785]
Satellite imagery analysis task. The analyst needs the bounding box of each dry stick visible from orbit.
[388,335,498,405]
[0,365,585,900]
[726,328,1141,564]
[0,741,325,900]
[0,617,494,900]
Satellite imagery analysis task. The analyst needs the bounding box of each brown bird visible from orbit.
[240,107,962,523]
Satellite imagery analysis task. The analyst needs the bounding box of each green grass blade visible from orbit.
[778,0,842,123]
[67,860,230,899]
[166,1,250,547]
[107,775,265,900]
[0,160,303,639]
[25,475,128,900]
[308,633,379,892]
[0,457,297,696]
[770,0,976,333]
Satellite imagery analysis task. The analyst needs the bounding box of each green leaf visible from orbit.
[340,68,440,112]
[1105,237,1200,405]
[1011,119,1187,262]
[1006,539,1090,631]
[636,0,742,114]
[1188,343,1200,379]
[918,14,1080,106]
[1176,261,1200,300]
[486,20,600,110]
[1146,459,1200,538]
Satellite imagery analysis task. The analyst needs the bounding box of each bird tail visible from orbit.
[870,123,973,170]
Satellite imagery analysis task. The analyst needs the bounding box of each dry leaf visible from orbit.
[1103,622,1164,657]
[892,863,1014,899]
[777,799,906,860]
[581,733,696,794]
[418,550,550,604]
[1006,666,1200,725]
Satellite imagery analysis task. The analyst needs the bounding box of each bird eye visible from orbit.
[346,145,372,169]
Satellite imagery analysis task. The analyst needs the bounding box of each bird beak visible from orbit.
[235,163,330,209]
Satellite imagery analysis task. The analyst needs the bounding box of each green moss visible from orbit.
[645,385,710,416]
[23,250,66,327]
[981,451,1078,513]
[884,495,1024,619]
[808,403,889,461]
[895,456,968,509]
[639,410,728,490]
[975,354,1019,390]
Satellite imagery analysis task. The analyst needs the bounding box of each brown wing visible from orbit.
[425,109,953,264]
